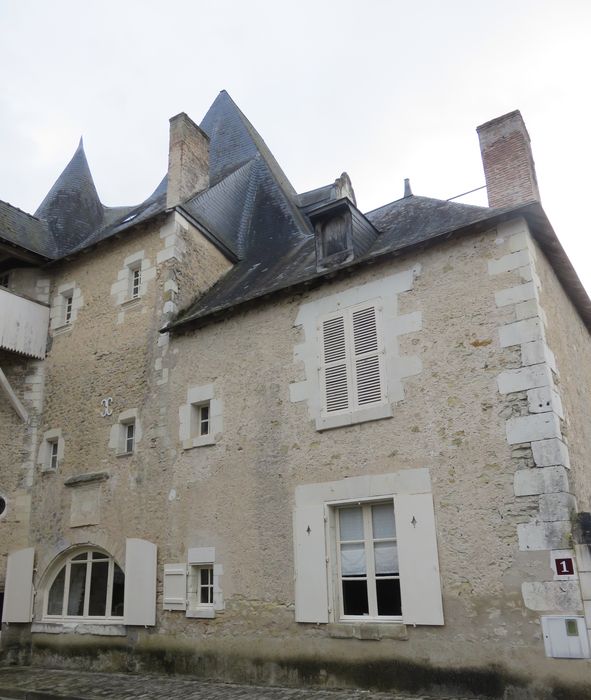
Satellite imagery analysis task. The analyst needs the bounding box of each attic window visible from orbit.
[319,216,349,257]
[311,202,354,271]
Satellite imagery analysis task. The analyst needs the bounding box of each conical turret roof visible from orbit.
[35,138,105,255]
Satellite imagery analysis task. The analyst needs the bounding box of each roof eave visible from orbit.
[164,201,591,337]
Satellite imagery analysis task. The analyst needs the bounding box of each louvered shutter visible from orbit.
[320,314,350,414]
[351,305,384,408]
[163,564,187,611]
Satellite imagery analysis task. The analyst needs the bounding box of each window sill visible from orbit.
[52,324,73,336]
[120,297,142,310]
[327,622,408,641]
[186,608,216,619]
[33,622,126,636]
[116,451,134,458]
[182,435,216,450]
[316,403,393,431]
[40,466,58,474]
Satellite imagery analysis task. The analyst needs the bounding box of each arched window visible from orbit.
[45,549,124,621]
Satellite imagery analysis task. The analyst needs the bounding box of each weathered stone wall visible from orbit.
[533,239,591,511]
[0,351,33,587]
[5,217,591,696]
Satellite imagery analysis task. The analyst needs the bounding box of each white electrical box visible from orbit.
[541,616,590,659]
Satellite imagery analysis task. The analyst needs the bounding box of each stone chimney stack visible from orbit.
[477,110,540,209]
[166,112,209,209]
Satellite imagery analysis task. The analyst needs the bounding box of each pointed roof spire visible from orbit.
[404,178,413,198]
[35,137,104,254]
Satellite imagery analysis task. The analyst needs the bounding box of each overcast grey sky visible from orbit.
[1,1,590,288]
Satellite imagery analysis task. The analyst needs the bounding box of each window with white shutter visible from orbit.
[319,301,386,420]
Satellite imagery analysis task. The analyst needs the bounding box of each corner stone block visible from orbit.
[522,581,582,612]
[538,493,577,522]
[518,520,572,551]
[521,340,557,373]
[514,466,570,497]
[531,438,570,468]
[499,318,543,348]
[527,387,564,418]
[580,572,591,600]
[575,545,591,573]
[488,249,531,276]
[506,412,561,445]
[497,364,552,395]
[494,281,537,308]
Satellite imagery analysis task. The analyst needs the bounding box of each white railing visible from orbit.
[0,287,49,359]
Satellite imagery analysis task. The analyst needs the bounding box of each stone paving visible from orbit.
[0,667,480,700]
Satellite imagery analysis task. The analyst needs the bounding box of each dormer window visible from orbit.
[309,199,355,272]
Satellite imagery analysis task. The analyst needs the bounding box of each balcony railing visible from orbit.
[0,287,49,360]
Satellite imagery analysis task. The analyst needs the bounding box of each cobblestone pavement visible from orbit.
[0,667,481,700]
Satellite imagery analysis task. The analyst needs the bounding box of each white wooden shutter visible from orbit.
[394,493,444,625]
[293,504,329,623]
[320,314,350,414]
[351,304,384,408]
[2,547,34,623]
[124,538,157,626]
[163,564,187,611]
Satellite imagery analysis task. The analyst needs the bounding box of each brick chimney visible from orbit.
[166,112,209,209]
[477,110,540,209]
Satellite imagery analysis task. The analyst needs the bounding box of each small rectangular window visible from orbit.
[130,267,141,299]
[64,295,73,324]
[187,565,214,611]
[199,404,210,436]
[125,423,135,454]
[49,441,59,470]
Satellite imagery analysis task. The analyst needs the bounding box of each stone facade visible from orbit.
[1,97,591,699]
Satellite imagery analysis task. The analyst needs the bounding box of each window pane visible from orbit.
[342,580,369,615]
[376,578,402,616]
[47,567,66,615]
[67,563,87,616]
[72,553,87,561]
[88,561,109,616]
[92,552,108,560]
[111,564,125,617]
[374,542,398,575]
[340,542,366,576]
[372,503,395,539]
[339,507,363,541]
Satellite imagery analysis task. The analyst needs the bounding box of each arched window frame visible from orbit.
[43,547,124,623]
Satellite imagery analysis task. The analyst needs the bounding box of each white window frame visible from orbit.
[38,429,64,473]
[333,499,401,622]
[129,265,142,300]
[163,547,223,619]
[293,470,444,626]
[109,409,141,457]
[42,548,125,624]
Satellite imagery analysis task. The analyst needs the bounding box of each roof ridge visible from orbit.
[0,198,43,223]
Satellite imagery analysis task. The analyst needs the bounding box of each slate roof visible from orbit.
[4,90,590,333]
[0,199,56,259]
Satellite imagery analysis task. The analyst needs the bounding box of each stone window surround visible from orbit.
[109,409,142,457]
[50,282,83,332]
[290,269,422,431]
[38,428,64,472]
[179,384,222,449]
[110,250,156,311]
[0,491,7,520]
[163,546,224,619]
